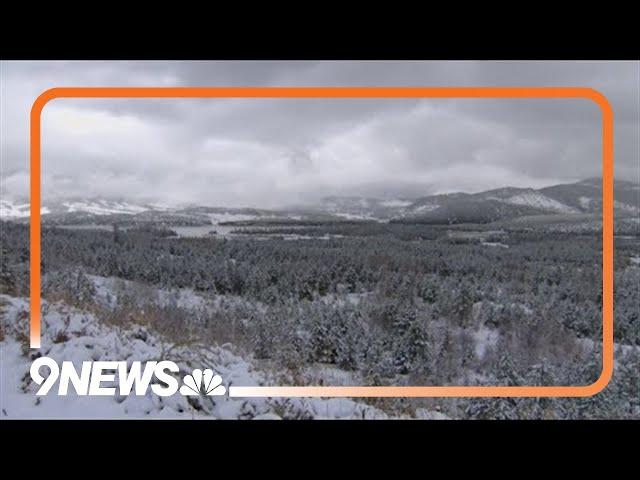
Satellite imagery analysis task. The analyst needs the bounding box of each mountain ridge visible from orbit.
[2,178,638,225]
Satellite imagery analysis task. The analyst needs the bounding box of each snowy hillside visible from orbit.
[502,192,579,213]
[0,198,157,219]
[0,200,50,218]
[61,200,152,215]
[0,198,279,227]
[397,179,639,224]
[302,179,639,223]
[0,294,399,419]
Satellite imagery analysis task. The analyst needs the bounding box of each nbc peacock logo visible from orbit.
[179,368,227,396]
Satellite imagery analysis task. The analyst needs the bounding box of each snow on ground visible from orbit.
[319,291,370,307]
[576,337,639,359]
[0,200,50,218]
[282,234,345,241]
[62,200,148,215]
[407,203,440,215]
[380,199,412,208]
[614,200,640,214]
[414,408,450,420]
[0,295,392,419]
[481,242,509,249]
[206,212,262,224]
[84,274,261,316]
[333,212,380,221]
[579,196,592,209]
[505,193,578,213]
[472,326,500,359]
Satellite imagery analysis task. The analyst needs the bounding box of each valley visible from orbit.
[1,177,638,419]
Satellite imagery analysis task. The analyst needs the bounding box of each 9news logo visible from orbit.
[30,357,227,397]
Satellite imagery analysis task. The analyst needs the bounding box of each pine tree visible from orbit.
[453,280,474,328]
[615,349,640,417]
[0,244,16,295]
[434,325,455,384]
[250,312,274,359]
[524,358,558,418]
[112,223,122,245]
[363,336,395,385]
[466,353,524,419]
[73,269,97,305]
[310,307,337,364]
[496,352,523,386]
[403,318,434,381]
[391,303,417,373]
[419,275,438,304]
[559,350,614,419]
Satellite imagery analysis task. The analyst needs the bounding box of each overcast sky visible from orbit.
[1,61,638,208]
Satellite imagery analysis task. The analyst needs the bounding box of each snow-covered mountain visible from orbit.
[0,198,284,226]
[290,179,638,224]
[0,200,37,218]
[1,198,160,218]
[394,178,639,224]
[1,178,638,225]
[58,199,153,215]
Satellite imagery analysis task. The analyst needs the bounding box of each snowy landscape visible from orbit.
[3,177,639,227]
[2,60,639,420]
[1,178,639,419]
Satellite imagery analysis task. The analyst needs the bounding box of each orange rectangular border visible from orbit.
[30,87,614,397]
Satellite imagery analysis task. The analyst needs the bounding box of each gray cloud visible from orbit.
[1,61,638,208]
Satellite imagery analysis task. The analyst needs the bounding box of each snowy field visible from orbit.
[1,294,427,419]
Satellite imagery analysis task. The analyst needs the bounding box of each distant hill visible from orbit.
[391,178,639,225]
[1,178,638,226]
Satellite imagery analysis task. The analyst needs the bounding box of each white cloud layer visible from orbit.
[1,61,638,207]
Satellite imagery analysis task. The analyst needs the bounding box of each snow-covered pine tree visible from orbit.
[391,303,417,374]
[523,358,558,418]
[614,348,640,417]
[0,243,16,295]
[404,318,433,377]
[466,352,525,419]
[363,335,396,385]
